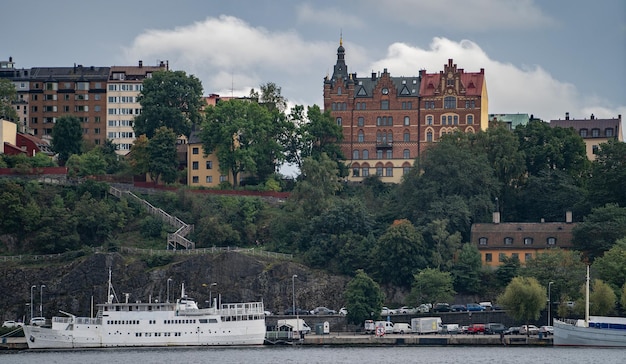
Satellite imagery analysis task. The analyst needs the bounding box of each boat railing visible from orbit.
[220,302,265,316]
[53,316,101,325]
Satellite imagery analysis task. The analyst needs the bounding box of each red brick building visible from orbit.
[324,40,488,182]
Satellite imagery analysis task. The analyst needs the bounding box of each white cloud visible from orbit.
[364,0,554,31]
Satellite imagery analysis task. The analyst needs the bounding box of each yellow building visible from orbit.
[186,131,235,187]
[471,212,575,267]
[550,113,622,161]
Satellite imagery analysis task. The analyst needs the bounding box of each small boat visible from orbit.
[22,269,266,349]
[553,266,626,347]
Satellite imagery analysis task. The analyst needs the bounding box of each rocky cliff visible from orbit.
[0,251,352,321]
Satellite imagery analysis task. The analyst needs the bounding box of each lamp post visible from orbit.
[30,285,36,322]
[209,283,217,307]
[167,278,172,303]
[548,281,554,326]
[40,285,46,317]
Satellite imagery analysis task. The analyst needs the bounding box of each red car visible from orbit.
[467,324,486,334]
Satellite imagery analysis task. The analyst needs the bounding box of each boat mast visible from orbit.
[585,265,590,325]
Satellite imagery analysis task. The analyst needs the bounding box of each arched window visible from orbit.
[404,116,410,125]
[362,149,369,159]
[467,115,473,125]
[427,131,433,142]
[352,150,359,159]
[404,132,410,142]
[358,117,364,126]
[427,116,433,125]
[358,129,364,142]
[403,149,410,159]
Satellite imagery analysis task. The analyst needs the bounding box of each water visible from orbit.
[1,346,624,364]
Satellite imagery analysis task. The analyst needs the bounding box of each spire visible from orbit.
[332,33,348,81]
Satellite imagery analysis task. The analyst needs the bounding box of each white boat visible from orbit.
[22,270,266,349]
[553,266,626,347]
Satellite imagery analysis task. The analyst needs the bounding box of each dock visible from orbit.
[299,333,552,346]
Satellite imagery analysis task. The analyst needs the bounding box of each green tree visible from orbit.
[32,194,80,253]
[593,239,626,295]
[129,134,150,176]
[249,82,288,113]
[133,70,205,138]
[0,79,19,122]
[51,115,83,166]
[589,279,617,316]
[371,219,427,287]
[495,255,521,288]
[522,249,586,300]
[147,127,178,184]
[287,154,341,217]
[425,219,462,270]
[498,276,547,331]
[588,139,626,208]
[451,243,483,294]
[573,204,626,261]
[344,269,384,325]
[201,99,280,187]
[407,268,456,306]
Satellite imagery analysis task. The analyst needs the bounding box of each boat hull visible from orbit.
[553,318,626,347]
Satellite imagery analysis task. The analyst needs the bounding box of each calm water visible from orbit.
[1,346,624,364]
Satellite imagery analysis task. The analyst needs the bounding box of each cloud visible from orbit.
[295,3,364,29]
[364,0,555,31]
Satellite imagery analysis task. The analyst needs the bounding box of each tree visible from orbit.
[0,79,19,122]
[425,219,462,271]
[249,82,288,113]
[133,70,205,138]
[593,239,626,295]
[407,268,455,306]
[200,99,280,187]
[522,249,586,300]
[147,127,178,184]
[573,204,626,261]
[588,139,626,208]
[129,134,150,176]
[287,154,341,217]
[51,115,83,166]
[344,269,384,325]
[495,255,521,288]
[498,277,546,331]
[371,219,427,287]
[589,279,617,316]
[451,243,483,294]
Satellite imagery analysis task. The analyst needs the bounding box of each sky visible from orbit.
[3,0,625,139]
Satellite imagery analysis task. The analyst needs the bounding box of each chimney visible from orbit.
[590,113,594,120]
[565,112,570,120]
[566,211,572,223]
[371,72,376,81]
[138,60,143,68]
[493,211,500,224]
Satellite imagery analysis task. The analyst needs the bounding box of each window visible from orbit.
[362,167,369,176]
[427,116,433,125]
[447,78,454,87]
[512,253,519,259]
[353,150,359,159]
[337,86,342,95]
[386,150,392,159]
[525,253,533,261]
[403,132,410,142]
[358,130,364,142]
[386,166,393,176]
[206,161,213,169]
[363,150,369,159]
[404,116,410,126]
[376,166,383,176]
[441,115,445,124]
[377,150,383,159]
[592,145,599,154]
[592,128,600,137]
[467,115,473,125]
[336,117,342,126]
[580,129,588,137]
[94,128,100,134]
[453,115,458,125]
[605,128,614,137]
[427,131,433,142]
[381,100,389,110]
[444,96,456,109]
[353,168,360,177]
[192,147,199,155]
[504,237,513,245]
[219,175,227,182]
[547,237,556,245]
[403,149,410,159]
[485,253,492,262]
[192,176,199,183]
[358,117,364,126]
[479,237,487,246]
[498,253,506,262]
[524,237,533,245]
[448,116,453,125]
[403,166,410,175]
[192,161,199,170]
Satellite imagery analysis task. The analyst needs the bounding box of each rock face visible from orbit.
[0,252,350,321]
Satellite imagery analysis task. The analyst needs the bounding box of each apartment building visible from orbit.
[0,57,31,133]
[107,61,168,155]
[550,112,623,161]
[324,40,488,183]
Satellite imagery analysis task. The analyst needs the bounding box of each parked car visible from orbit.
[416,304,430,313]
[503,326,521,335]
[492,304,504,311]
[284,307,310,315]
[485,323,507,334]
[520,324,539,335]
[479,302,493,310]
[310,306,336,315]
[433,303,451,312]
[460,325,469,334]
[467,323,486,334]
[466,303,485,312]
[392,322,411,334]
[381,306,397,315]
[450,304,467,312]
[338,307,348,315]
[30,317,46,326]
[397,306,416,314]
[539,325,554,335]
[2,320,23,328]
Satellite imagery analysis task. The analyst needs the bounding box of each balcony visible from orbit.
[375,141,393,149]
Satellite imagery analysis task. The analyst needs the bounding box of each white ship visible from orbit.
[22,271,266,349]
[553,266,626,347]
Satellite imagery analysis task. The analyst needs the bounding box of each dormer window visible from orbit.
[504,237,513,245]
[524,237,533,245]
[547,237,556,245]
[479,237,488,246]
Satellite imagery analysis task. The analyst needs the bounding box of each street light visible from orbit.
[30,285,36,322]
[167,278,172,303]
[40,285,46,317]
[292,274,300,338]
[548,281,554,326]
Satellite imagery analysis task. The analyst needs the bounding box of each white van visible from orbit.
[374,320,394,335]
[392,322,411,334]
